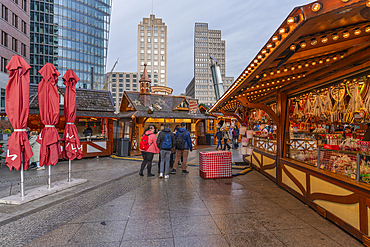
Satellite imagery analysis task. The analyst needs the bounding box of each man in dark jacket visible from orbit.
[157,123,175,178]
[170,122,192,175]
[232,125,240,149]
[215,125,223,150]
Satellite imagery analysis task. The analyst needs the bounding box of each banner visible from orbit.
[188,99,198,114]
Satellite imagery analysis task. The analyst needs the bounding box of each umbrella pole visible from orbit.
[20,153,24,197]
[48,165,51,189]
[68,159,71,182]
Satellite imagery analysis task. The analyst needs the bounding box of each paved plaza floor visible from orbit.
[0,148,363,246]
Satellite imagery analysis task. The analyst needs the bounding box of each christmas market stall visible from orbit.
[116,65,215,155]
[210,0,370,244]
[26,84,116,158]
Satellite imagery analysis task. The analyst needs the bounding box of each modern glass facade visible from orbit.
[30,0,111,89]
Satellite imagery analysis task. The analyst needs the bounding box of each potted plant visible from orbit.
[148,104,154,114]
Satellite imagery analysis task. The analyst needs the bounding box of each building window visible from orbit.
[119,93,123,97]
[147,50,151,54]
[133,79,137,82]
[161,61,165,66]
[161,70,165,74]
[21,0,26,12]
[140,55,144,60]
[119,89,123,92]
[147,38,151,43]
[161,50,165,55]
[140,26,144,31]
[160,39,164,43]
[12,13,18,28]
[140,32,144,37]
[154,38,158,43]
[126,74,130,78]
[154,44,158,49]
[154,61,158,66]
[1,57,7,72]
[154,27,158,31]
[140,50,144,54]
[2,5,8,21]
[154,50,158,55]
[112,88,116,92]
[126,84,130,88]
[147,26,151,31]
[126,79,130,82]
[12,37,17,52]
[133,84,137,87]
[1,31,8,47]
[112,79,116,82]
[112,93,116,97]
[147,32,151,37]
[161,27,165,31]
[161,33,164,37]
[21,43,26,56]
[119,84,123,87]
[133,74,137,78]
[112,74,116,77]
[140,38,144,42]
[119,74,123,77]
[119,79,123,82]
[154,32,158,37]
[147,43,151,48]
[161,44,165,48]
[21,20,26,34]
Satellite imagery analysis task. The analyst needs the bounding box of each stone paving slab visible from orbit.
[0,148,364,246]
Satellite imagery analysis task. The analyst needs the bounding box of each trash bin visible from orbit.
[206,134,214,146]
[117,138,130,157]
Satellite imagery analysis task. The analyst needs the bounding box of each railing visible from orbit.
[253,137,277,153]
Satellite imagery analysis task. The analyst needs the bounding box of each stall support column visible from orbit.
[277,91,288,186]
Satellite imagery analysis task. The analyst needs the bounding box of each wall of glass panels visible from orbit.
[30,0,111,89]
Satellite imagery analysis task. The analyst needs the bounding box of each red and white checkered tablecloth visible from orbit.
[199,151,232,179]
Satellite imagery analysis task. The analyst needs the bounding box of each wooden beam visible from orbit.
[220,110,243,123]
[236,97,280,126]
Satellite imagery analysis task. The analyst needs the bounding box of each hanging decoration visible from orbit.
[347,83,363,112]
[313,94,325,117]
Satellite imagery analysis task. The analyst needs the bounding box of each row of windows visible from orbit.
[140,32,165,37]
[1,57,8,73]
[139,54,165,61]
[2,4,28,35]
[112,74,137,78]
[10,0,27,12]
[140,26,165,32]
[1,31,27,56]
[139,38,165,43]
[112,79,137,83]
[140,61,165,66]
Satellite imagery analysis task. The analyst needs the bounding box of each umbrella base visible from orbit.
[0,179,87,205]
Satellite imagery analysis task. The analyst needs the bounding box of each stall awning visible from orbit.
[211,0,370,114]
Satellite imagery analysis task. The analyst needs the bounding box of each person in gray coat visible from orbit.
[156,123,175,178]
[29,131,43,170]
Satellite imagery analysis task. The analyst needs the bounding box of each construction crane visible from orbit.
[209,55,225,101]
[102,58,119,91]
[93,75,101,90]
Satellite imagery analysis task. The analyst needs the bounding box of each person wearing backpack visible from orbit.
[232,125,240,149]
[156,123,175,178]
[215,124,223,150]
[170,122,192,175]
[139,125,160,177]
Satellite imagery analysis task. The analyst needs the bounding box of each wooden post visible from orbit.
[276,91,288,186]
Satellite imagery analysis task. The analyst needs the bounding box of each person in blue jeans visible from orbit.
[170,122,193,175]
[215,125,223,150]
[157,123,175,178]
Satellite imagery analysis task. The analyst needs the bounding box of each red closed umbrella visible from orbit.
[5,55,33,171]
[62,70,82,160]
[37,63,61,168]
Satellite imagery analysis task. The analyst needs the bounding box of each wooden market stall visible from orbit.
[116,64,215,156]
[210,0,370,244]
[26,84,117,158]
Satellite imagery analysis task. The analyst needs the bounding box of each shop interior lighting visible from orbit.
[311,38,318,45]
[365,26,370,33]
[311,3,322,12]
[341,0,350,2]
[319,60,323,64]
[279,28,285,34]
[354,28,361,35]
[367,1,370,7]
[332,33,339,40]
[272,36,279,41]
[343,31,350,38]
[300,41,307,48]
[277,70,281,74]
[290,44,296,51]
[284,68,288,72]
[326,58,331,62]
[270,71,274,75]
[312,61,317,65]
[262,49,267,54]
[298,65,302,69]
[321,36,328,43]
[257,54,262,59]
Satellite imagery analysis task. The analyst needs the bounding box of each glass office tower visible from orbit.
[30,0,111,89]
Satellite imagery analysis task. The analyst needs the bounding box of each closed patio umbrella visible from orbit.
[62,70,82,182]
[5,55,33,196]
[37,63,61,188]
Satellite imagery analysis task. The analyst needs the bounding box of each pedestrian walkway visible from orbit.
[0,148,363,246]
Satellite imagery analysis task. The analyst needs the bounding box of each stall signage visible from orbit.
[188,99,198,114]
[353,112,362,119]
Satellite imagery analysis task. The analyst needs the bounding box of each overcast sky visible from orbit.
[106,0,311,95]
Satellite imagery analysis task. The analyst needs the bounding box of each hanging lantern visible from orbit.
[94,122,96,128]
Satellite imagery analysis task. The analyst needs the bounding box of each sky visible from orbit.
[106,0,311,95]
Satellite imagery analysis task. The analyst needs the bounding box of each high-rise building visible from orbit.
[186,23,234,106]
[30,0,112,89]
[106,71,138,102]
[137,14,167,87]
[0,0,30,111]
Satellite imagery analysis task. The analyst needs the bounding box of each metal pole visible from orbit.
[68,159,71,182]
[20,153,24,197]
[357,153,360,182]
[48,165,51,189]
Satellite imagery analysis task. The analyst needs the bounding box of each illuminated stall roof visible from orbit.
[211,0,370,114]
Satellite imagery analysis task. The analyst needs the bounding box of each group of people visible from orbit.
[139,122,193,178]
[215,124,240,150]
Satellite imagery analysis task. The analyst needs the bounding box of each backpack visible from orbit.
[175,131,187,150]
[161,133,172,149]
[139,134,152,151]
